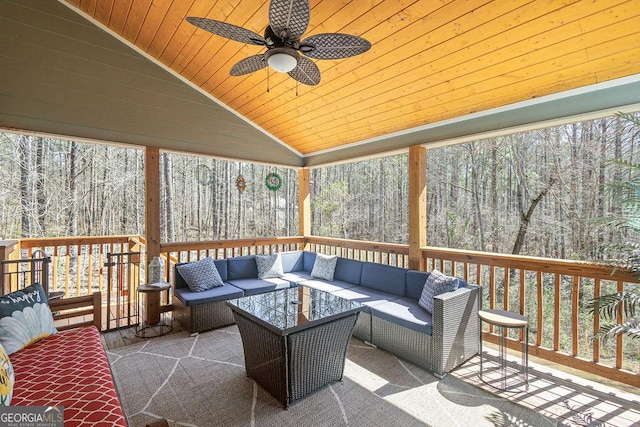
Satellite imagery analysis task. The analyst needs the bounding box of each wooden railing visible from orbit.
[0,236,145,332]
[15,236,143,298]
[160,236,305,281]
[422,246,640,387]
[2,235,638,387]
[305,236,409,267]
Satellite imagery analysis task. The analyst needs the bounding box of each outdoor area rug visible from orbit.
[107,325,556,427]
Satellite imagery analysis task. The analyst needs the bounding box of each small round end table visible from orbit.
[136,282,172,338]
[478,309,529,392]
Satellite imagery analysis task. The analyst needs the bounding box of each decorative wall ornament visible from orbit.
[236,175,247,193]
[196,164,213,186]
[265,172,283,191]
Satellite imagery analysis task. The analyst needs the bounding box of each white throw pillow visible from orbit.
[0,342,13,406]
[176,257,224,292]
[0,283,58,355]
[418,269,459,314]
[311,253,338,281]
[255,254,284,279]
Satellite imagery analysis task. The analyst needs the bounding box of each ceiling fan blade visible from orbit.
[269,0,310,41]
[288,57,320,86]
[230,55,267,76]
[300,33,371,60]
[186,17,265,46]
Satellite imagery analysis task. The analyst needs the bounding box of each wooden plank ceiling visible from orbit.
[58,0,640,159]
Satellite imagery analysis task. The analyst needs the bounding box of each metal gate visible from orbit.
[104,251,142,331]
[0,255,51,296]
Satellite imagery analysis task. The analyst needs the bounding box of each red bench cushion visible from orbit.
[10,326,126,427]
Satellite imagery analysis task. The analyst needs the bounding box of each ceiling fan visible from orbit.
[186,0,371,86]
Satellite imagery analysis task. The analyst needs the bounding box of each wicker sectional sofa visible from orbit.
[173,250,480,376]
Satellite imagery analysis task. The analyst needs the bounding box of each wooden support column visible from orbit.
[299,167,311,250]
[408,145,427,271]
[0,240,20,295]
[0,240,19,262]
[144,147,161,324]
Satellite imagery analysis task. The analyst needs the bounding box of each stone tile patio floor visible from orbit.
[451,347,640,426]
[103,322,640,426]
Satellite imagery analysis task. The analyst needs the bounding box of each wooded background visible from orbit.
[1,111,638,262]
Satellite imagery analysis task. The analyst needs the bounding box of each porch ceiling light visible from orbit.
[264,47,298,73]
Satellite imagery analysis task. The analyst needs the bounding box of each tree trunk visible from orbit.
[34,137,46,235]
[18,135,31,237]
[162,153,175,242]
[67,142,78,235]
[512,177,555,254]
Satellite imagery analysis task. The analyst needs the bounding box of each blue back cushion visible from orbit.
[333,258,363,284]
[214,259,228,282]
[175,259,228,289]
[280,251,304,273]
[359,262,406,297]
[227,256,258,280]
[406,270,430,300]
[303,251,316,272]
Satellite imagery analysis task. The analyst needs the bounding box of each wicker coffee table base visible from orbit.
[233,312,359,408]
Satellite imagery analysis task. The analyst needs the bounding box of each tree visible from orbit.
[18,135,31,237]
[585,112,640,342]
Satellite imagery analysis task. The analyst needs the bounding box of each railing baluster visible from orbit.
[503,267,510,311]
[76,245,82,296]
[593,277,601,363]
[554,273,561,352]
[536,271,543,347]
[519,269,526,341]
[616,279,624,369]
[88,245,93,293]
[52,246,59,293]
[489,266,496,310]
[65,245,70,297]
[572,276,580,357]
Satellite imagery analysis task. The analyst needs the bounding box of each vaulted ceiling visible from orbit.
[2,0,640,167]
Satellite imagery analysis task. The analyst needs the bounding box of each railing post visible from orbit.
[145,147,161,260]
[408,145,426,271]
[0,240,20,261]
[145,147,161,324]
[0,240,20,294]
[299,167,311,251]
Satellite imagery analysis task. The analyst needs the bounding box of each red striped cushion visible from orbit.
[10,326,126,427]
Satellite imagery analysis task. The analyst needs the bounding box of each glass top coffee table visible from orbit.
[227,286,363,408]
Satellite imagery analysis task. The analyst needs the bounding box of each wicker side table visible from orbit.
[136,283,172,338]
[478,309,529,391]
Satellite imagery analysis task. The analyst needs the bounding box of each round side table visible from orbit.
[136,283,172,338]
[478,309,529,392]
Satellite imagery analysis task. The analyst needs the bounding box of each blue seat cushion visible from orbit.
[280,251,304,273]
[332,285,399,308]
[370,297,433,335]
[227,277,291,296]
[333,258,363,284]
[280,271,313,284]
[174,282,244,306]
[299,278,358,293]
[360,262,406,297]
[227,256,258,280]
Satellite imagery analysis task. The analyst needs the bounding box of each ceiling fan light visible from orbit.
[265,48,298,73]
